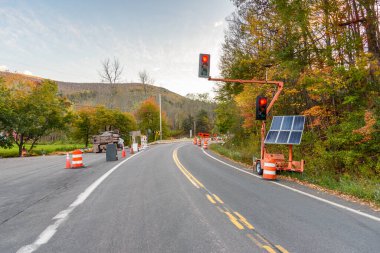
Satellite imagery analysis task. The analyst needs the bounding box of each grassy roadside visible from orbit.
[0,144,87,158]
[209,143,380,208]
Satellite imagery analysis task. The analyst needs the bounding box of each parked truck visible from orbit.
[92,131,120,153]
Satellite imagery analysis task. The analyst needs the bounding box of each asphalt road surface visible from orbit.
[1,142,379,253]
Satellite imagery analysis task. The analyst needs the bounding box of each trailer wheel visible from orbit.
[256,161,263,175]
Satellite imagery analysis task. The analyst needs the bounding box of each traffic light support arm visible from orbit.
[207,77,284,114]
[208,77,284,161]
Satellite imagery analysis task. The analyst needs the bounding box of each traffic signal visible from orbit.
[198,54,210,78]
[256,96,268,120]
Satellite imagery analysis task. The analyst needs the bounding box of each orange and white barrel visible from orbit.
[71,149,84,168]
[193,138,197,145]
[263,158,276,180]
[197,138,201,147]
[203,140,208,149]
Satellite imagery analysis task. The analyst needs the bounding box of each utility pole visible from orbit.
[193,120,196,137]
[159,93,162,141]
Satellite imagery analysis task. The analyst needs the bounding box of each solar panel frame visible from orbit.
[264,116,305,145]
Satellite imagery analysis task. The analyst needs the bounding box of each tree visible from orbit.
[196,110,211,133]
[136,98,169,141]
[182,114,194,135]
[71,108,96,148]
[138,70,154,96]
[72,106,137,147]
[98,57,124,84]
[0,79,70,156]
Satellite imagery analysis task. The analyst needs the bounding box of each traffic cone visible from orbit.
[122,147,126,158]
[65,153,71,169]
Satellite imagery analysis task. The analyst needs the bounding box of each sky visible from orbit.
[0,0,235,96]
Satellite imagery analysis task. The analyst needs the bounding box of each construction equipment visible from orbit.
[207,77,305,178]
[92,131,121,153]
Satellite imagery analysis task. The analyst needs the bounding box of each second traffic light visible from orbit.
[256,96,268,120]
[198,54,210,78]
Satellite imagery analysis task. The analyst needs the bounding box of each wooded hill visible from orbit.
[0,72,216,129]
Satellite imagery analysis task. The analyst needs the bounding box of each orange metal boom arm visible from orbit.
[208,77,284,160]
[208,77,284,115]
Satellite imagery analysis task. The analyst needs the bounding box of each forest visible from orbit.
[212,0,380,204]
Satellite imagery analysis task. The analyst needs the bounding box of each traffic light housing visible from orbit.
[198,54,210,78]
[256,96,268,120]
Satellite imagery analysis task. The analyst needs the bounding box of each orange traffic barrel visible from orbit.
[263,158,277,180]
[197,138,201,147]
[193,138,197,145]
[203,140,208,149]
[71,149,84,168]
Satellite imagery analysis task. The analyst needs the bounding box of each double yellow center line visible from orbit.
[172,147,289,253]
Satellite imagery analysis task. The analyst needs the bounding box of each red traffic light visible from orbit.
[259,97,267,105]
[202,55,209,63]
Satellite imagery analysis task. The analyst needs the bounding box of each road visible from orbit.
[0,142,379,253]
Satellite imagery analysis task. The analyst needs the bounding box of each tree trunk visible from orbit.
[18,134,24,157]
[360,0,380,60]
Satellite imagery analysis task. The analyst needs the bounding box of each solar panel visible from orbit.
[264,116,305,145]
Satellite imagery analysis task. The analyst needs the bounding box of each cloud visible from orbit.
[0,65,8,71]
[153,67,161,72]
[23,70,33,75]
[214,21,223,27]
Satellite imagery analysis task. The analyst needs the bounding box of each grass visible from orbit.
[0,143,88,158]
[209,143,380,207]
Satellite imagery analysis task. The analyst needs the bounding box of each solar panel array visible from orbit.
[264,116,305,145]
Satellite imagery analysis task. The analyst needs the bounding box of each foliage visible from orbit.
[135,98,169,142]
[0,78,71,156]
[71,106,137,146]
[182,114,194,135]
[196,109,212,133]
[0,143,85,158]
[213,0,380,201]
[55,81,216,131]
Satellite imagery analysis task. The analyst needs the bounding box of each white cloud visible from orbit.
[23,70,33,75]
[153,67,161,72]
[0,65,8,71]
[214,21,223,27]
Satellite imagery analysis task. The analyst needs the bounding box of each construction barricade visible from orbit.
[71,149,84,168]
[203,139,208,149]
[263,157,277,180]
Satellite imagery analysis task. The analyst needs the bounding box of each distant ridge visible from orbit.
[0,71,215,128]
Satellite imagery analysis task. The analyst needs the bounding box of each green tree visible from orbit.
[182,114,194,135]
[196,109,211,133]
[72,106,137,147]
[0,79,71,156]
[72,108,96,147]
[136,98,169,142]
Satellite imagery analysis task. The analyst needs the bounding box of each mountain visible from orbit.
[0,72,215,129]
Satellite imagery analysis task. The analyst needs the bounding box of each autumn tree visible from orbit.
[0,79,71,156]
[136,98,169,141]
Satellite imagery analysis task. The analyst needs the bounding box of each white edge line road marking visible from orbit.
[16,151,144,253]
[201,148,380,223]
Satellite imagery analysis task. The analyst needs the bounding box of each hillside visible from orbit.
[0,72,216,129]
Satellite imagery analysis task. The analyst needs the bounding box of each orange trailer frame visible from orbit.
[208,77,304,173]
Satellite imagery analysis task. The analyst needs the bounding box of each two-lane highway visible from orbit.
[1,142,379,252]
